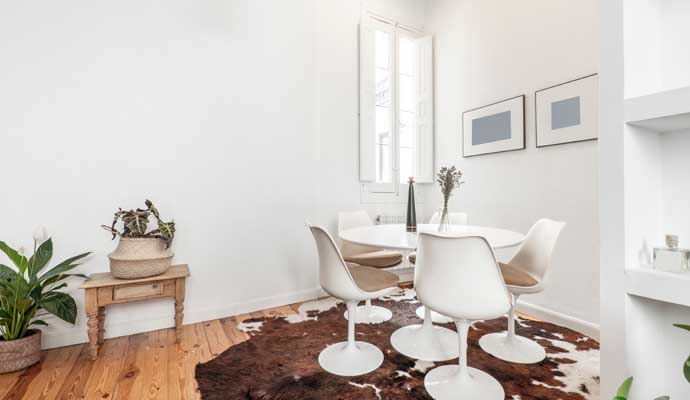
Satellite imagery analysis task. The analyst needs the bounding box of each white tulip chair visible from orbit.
[409,211,469,324]
[338,211,402,324]
[479,219,566,364]
[408,211,469,264]
[307,224,399,376]
[416,232,512,400]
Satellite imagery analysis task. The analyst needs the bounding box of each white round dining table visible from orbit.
[339,223,525,362]
[339,223,525,252]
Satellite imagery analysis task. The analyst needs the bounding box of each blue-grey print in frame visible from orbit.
[472,111,512,145]
[551,96,581,130]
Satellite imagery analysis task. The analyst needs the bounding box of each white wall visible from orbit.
[0,0,322,348]
[624,0,690,98]
[661,130,690,247]
[426,0,600,327]
[0,0,429,348]
[1,0,600,348]
[599,0,627,395]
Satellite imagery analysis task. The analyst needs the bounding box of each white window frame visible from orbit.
[359,13,433,202]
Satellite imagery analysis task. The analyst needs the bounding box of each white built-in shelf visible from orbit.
[626,267,690,308]
[625,86,690,132]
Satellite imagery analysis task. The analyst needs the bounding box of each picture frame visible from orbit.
[535,74,598,148]
[462,95,525,157]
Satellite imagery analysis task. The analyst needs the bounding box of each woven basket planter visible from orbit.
[108,238,173,279]
[0,330,41,374]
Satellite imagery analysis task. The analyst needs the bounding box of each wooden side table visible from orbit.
[80,264,190,360]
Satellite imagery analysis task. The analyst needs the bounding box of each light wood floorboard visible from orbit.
[0,301,533,399]
[0,302,300,400]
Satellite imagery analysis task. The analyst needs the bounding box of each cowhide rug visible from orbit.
[195,289,599,399]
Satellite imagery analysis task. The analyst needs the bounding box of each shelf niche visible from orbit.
[623,3,690,395]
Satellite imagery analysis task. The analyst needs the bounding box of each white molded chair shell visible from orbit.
[337,211,377,258]
[478,218,566,365]
[308,224,392,302]
[505,218,566,294]
[428,211,469,225]
[409,211,468,265]
[307,223,398,376]
[415,233,511,321]
[415,232,511,399]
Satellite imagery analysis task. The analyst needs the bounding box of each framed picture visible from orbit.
[462,95,525,157]
[535,74,598,148]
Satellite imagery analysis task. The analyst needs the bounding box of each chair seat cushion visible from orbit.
[344,250,403,268]
[348,265,400,292]
[408,252,416,264]
[499,262,539,288]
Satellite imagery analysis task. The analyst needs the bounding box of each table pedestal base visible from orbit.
[424,365,505,400]
[344,299,392,324]
[390,308,459,361]
[416,306,454,324]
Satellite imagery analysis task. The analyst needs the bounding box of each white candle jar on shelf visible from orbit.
[654,234,689,273]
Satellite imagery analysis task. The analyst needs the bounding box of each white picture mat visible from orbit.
[463,95,525,157]
[536,75,598,147]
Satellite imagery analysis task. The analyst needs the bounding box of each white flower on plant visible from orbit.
[33,226,49,244]
[17,245,27,255]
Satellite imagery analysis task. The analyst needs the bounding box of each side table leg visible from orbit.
[97,307,106,345]
[175,278,186,343]
[85,289,99,360]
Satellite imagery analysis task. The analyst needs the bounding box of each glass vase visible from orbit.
[438,205,450,232]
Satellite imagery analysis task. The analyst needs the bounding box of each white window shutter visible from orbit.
[414,35,434,183]
[359,22,376,182]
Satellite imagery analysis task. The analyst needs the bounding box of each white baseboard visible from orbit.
[516,300,600,341]
[41,287,323,350]
[41,288,600,349]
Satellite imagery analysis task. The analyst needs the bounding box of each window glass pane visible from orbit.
[399,147,415,183]
[375,30,392,183]
[399,110,415,148]
[399,37,416,76]
[399,36,417,183]
[399,74,416,113]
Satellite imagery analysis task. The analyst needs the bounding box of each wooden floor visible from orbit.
[0,303,302,400]
[1,302,536,400]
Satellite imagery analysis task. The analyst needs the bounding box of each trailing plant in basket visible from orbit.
[102,199,176,248]
[0,229,90,341]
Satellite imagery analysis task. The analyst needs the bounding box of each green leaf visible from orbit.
[146,199,160,220]
[615,377,633,399]
[157,221,175,248]
[673,323,690,332]
[28,238,53,277]
[40,292,77,324]
[41,273,86,289]
[654,397,670,400]
[30,320,48,326]
[122,212,149,236]
[48,283,68,292]
[39,252,91,283]
[0,264,17,282]
[0,241,29,273]
[29,284,42,303]
[684,355,690,384]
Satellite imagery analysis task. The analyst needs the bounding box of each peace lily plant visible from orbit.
[0,227,90,373]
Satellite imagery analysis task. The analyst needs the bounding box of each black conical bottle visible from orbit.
[406,177,417,232]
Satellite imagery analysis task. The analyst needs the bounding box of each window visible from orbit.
[359,14,433,196]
